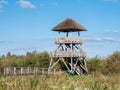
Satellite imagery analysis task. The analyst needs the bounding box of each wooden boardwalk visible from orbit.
[0,67,61,76]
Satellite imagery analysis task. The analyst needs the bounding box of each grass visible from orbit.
[0,72,120,90]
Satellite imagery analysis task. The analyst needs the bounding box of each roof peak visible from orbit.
[52,18,87,32]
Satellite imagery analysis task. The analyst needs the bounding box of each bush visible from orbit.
[87,56,105,73]
[0,51,120,75]
[103,51,120,74]
[0,51,50,68]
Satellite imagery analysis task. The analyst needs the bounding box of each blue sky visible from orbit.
[0,0,120,58]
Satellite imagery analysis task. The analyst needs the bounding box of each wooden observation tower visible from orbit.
[49,18,88,75]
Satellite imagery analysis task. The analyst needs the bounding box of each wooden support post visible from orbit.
[6,67,9,75]
[73,66,80,76]
[76,67,83,75]
[34,67,36,75]
[59,69,61,74]
[78,31,80,37]
[62,58,70,72]
[80,64,87,73]
[51,58,60,69]
[21,67,23,75]
[66,32,68,37]
[58,31,60,38]
[42,68,44,75]
[49,58,53,68]
[27,67,30,75]
[71,57,73,73]
[54,69,56,75]
[14,67,16,75]
[48,68,50,75]
[84,59,88,74]
[4,67,6,76]
[35,67,38,75]
[71,42,73,73]
[73,58,79,70]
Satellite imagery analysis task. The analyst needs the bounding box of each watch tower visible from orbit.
[49,18,88,75]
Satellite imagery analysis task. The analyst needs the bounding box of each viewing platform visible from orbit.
[54,37,83,44]
[50,51,86,58]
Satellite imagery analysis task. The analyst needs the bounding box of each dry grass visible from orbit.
[0,72,120,90]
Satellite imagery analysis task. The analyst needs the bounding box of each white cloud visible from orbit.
[10,47,37,52]
[84,37,118,42]
[0,40,5,43]
[0,0,7,4]
[17,0,36,9]
[102,37,114,41]
[103,30,119,33]
[84,44,104,47]
[84,38,102,42]
[0,0,7,12]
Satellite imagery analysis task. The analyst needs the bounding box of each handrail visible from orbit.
[50,51,86,58]
[54,37,83,44]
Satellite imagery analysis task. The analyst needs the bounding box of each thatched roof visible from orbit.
[52,18,87,32]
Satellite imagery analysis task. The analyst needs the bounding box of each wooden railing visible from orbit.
[50,51,86,58]
[0,67,61,76]
[54,37,83,44]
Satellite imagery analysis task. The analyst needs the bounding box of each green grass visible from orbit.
[0,72,120,90]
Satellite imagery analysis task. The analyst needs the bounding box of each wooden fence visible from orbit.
[0,67,61,76]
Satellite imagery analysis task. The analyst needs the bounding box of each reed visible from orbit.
[0,72,120,90]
